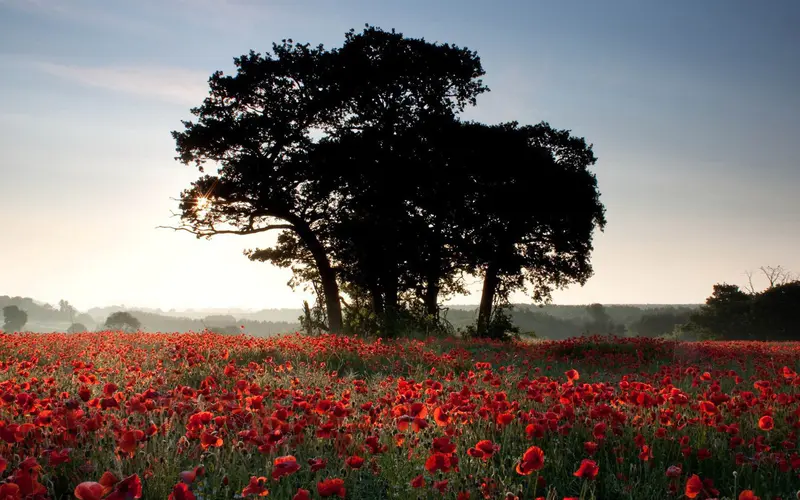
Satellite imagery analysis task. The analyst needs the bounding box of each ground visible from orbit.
[0,332,798,499]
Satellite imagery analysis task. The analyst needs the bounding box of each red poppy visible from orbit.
[105,474,142,500]
[468,440,499,460]
[685,474,703,499]
[272,455,301,479]
[13,458,47,497]
[739,491,760,500]
[74,482,105,500]
[317,478,346,498]
[179,466,205,485]
[168,483,196,500]
[573,459,599,480]
[433,407,451,426]
[516,446,545,475]
[345,455,364,469]
[665,465,682,478]
[0,484,20,499]
[308,457,328,472]
[242,477,268,497]
[293,489,311,500]
[425,452,458,473]
[758,415,774,431]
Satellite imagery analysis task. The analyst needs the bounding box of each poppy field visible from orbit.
[1,332,799,500]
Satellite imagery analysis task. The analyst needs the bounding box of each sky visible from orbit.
[1,0,799,312]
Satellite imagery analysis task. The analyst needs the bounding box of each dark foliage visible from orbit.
[688,280,800,340]
[2,305,28,332]
[167,25,604,339]
[104,311,142,332]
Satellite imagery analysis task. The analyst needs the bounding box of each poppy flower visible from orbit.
[317,478,346,498]
[272,455,301,479]
[13,458,47,497]
[468,440,499,460]
[573,459,599,480]
[758,416,774,431]
[105,474,142,500]
[74,482,105,500]
[684,474,703,499]
[739,491,760,500]
[179,466,205,485]
[308,457,328,472]
[168,483,196,500]
[592,422,607,440]
[242,477,268,497]
[425,452,458,473]
[345,455,364,469]
[432,437,457,454]
[293,489,311,500]
[516,446,545,475]
[0,484,20,498]
[497,412,514,426]
[566,369,579,382]
[411,475,425,488]
[433,407,451,426]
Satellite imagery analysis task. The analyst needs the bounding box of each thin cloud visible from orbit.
[1,0,272,33]
[33,62,211,106]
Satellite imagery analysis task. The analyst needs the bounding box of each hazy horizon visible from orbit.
[2,0,799,312]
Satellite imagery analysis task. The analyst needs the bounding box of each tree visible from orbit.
[688,283,756,339]
[449,122,605,337]
[164,26,487,334]
[67,322,87,333]
[583,303,617,334]
[744,265,797,294]
[689,267,800,340]
[2,305,28,332]
[104,311,141,332]
[750,281,800,340]
[59,299,77,324]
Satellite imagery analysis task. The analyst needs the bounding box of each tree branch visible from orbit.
[156,224,294,237]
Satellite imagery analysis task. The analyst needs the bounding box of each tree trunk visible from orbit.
[368,281,384,315]
[424,234,442,317]
[292,220,343,333]
[477,263,499,335]
[424,280,439,317]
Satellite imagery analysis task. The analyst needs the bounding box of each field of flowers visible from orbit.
[0,332,799,500]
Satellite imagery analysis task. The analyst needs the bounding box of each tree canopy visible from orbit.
[104,311,142,332]
[688,269,800,340]
[2,305,28,333]
[166,25,606,338]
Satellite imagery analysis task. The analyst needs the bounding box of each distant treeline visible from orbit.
[443,304,697,339]
[3,294,697,338]
[9,285,799,341]
[0,296,300,336]
[0,296,95,329]
[85,306,304,324]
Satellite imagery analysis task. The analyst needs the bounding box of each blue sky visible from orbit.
[1,0,798,311]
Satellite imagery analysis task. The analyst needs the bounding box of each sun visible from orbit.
[196,196,211,211]
[195,196,212,217]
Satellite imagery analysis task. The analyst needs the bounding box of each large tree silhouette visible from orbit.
[166,26,486,333]
[455,122,606,337]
